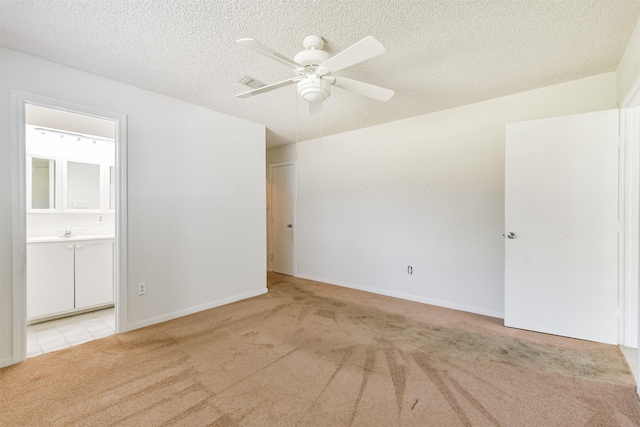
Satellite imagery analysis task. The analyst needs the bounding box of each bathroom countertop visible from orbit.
[27,235,115,243]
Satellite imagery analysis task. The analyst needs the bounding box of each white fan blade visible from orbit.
[316,36,385,76]
[236,77,301,98]
[237,38,302,69]
[332,77,394,102]
[309,100,323,116]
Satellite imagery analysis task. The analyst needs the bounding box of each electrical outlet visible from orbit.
[138,282,147,296]
[97,215,104,223]
[407,265,413,275]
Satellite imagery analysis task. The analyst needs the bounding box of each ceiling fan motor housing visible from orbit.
[297,76,331,102]
[293,35,331,68]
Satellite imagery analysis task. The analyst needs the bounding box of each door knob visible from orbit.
[287,224,293,228]
[507,232,516,239]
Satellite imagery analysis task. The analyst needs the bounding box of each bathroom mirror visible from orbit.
[31,157,56,209]
[67,161,101,209]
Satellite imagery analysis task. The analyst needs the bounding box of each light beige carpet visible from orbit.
[1,273,639,426]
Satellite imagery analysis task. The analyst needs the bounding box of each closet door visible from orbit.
[271,164,295,275]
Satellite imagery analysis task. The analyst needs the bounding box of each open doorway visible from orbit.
[11,91,127,363]
[25,104,116,357]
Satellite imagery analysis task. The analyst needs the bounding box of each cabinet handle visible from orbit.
[76,245,82,249]
[68,245,74,249]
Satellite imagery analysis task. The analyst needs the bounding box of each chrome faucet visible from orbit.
[63,227,72,237]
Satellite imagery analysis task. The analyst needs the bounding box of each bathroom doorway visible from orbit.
[12,92,127,362]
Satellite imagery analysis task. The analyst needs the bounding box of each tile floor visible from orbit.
[26,307,115,358]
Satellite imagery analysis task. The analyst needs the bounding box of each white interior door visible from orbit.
[271,164,294,275]
[505,109,619,344]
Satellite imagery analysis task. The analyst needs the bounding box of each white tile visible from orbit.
[37,334,67,345]
[46,318,69,329]
[29,322,57,332]
[85,320,110,331]
[98,309,115,320]
[39,336,70,353]
[58,323,86,335]
[25,309,115,353]
[80,318,106,328]
[64,331,95,345]
[32,327,63,339]
[60,324,90,336]
[55,316,81,326]
[88,327,115,339]
[27,345,43,358]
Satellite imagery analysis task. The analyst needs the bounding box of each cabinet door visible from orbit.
[75,240,114,309]
[27,242,75,319]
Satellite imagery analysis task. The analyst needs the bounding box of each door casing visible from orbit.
[11,90,128,364]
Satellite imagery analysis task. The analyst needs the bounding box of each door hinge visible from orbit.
[270,254,273,261]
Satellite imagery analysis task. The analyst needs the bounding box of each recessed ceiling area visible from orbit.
[1,0,639,148]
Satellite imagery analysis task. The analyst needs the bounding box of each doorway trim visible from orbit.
[11,90,128,364]
[620,75,640,396]
[268,161,296,276]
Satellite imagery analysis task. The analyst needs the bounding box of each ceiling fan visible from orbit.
[236,35,394,115]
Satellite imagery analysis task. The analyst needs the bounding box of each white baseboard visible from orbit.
[295,274,504,319]
[0,355,15,369]
[125,288,268,332]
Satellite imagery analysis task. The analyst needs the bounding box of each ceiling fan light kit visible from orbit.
[236,34,394,115]
[297,76,330,103]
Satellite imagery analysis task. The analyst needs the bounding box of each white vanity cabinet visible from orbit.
[27,238,114,322]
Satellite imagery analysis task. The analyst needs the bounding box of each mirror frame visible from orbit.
[26,154,60,213]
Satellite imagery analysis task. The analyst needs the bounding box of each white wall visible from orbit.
[295,73,617,318]
[0,48,266,365]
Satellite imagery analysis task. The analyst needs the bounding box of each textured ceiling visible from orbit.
[1,0,639,148]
